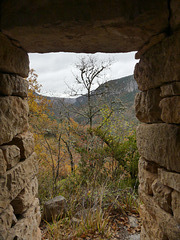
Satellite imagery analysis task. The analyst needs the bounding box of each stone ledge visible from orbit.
[158,168,180,193]
[0,33,29,77]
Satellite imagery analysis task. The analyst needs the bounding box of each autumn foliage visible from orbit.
[27,67,140,239]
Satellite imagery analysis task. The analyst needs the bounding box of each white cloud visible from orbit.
[29,52,138,97]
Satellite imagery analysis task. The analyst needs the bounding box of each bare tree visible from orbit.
[66,56,115,131]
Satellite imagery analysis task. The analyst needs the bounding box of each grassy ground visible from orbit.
[39,173,140,240]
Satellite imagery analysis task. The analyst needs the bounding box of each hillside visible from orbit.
[46,75,139,123]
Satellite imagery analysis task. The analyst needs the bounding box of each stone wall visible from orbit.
[134,29,180,240]
[0,33,41,240]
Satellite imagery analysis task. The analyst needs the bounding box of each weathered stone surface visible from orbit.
[22,198,41,226]
[0,145,20,170]
[160,82,180,97]
[141,158,159,174]
[6,152,38,201]
[139,204,168,240]
[0,149,7,177]
[7,198,41,240]
[0,73,28,98]
[135,88,162,123]
[42,196,66,222]
[0,154,38,214]
[152,179,172,213]
[160,96,180,124]
[0,96,29,145]
[0,178,9,213]
[1,0,168,53]
[0,33,29,77]
[139,190,180,240]
[158,168,180,192]
[9,132,34,160]
[0,204,15,239]
[11,177,38,214]
[171,0,180,30]
[172,190,180,224]
[134,30,180,91]
[137,123,180,172]
[135,33,166,59]
[138,158,157,195]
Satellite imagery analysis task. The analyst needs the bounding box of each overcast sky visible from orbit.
[29,52,138,97]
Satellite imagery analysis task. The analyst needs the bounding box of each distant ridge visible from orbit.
[44,75,139,122]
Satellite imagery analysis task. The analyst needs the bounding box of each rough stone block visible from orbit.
[6,152,38,201]
[138,157,157,195]
[0,73,28,98]
[137,123,180,172]
[0,149,7,177]
[172,190,180,224]
[0,145,20,170]
[22,198,41,226]
[152,179,172,213]
[0,178,9,213]
[0,204,15,239]
[134,30,180,91]
[158,168,180,193]
[0,33,29,77]
[42,196,66,222]
[139,189,180,239]
[0,96,29,145]
[160,96,180,124]
[139,204,167,240]
[160,81,180,97]
[9,131,34,160]
[11,177,38,214]
[7,198,41,240]
[135,88,162,123]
